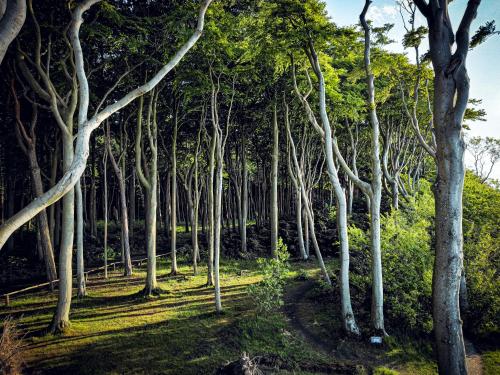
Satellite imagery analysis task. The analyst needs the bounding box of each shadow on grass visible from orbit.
[25,296,251,375]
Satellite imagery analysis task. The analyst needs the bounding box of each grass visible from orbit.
[483,350,500,375]
[1,256,482,375]
[0,258,333,374]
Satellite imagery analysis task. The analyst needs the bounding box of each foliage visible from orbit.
[463,172,500,336]
[470,20,500,50]
[349,181,435,334]
[98,246,118,261]
[247,238,290,313]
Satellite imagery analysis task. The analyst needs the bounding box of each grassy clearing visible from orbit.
[0,257,456,374]
[0,259,332,374]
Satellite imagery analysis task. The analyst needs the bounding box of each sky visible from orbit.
[324,0,500,179]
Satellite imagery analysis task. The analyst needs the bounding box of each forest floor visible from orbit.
[0,257,498,374]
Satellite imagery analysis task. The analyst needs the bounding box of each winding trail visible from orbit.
[284,279,485,375]
[283,279,376,372]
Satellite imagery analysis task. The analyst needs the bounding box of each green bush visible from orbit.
[349,181,434,334]
[99,246,118,261]
[247,238,290,313]
[463,172,500,336]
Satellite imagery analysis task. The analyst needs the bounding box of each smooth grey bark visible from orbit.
[270,104,279,257]
[106,122,133,276]
[240,142,248,253]
[293,57,359,334]
[103,146,108,279]
[214,129,223,312]
[182,119,203,275]
[76,180,86,298]
[170,111,178,275]
[51,131,75,333]
[294,187,306,259]
[49,141,58,248]
[89,138,97,238]
[129,167,135,240]
[284,103,331,286]
[136,92,159,295]
[0,0,25,63]
[210,71,234,311]
[413,0,482,373]
[359,1,385,334]
[0,0,214,250]
[206,111,216,287]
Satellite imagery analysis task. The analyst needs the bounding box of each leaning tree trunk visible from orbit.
[296,48,360,335]
[0,0,213,252]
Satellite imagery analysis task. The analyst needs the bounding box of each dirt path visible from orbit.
[283,280,335,355]
[284,279,485,375]
[283,279,379,372]
[465,339,484,375]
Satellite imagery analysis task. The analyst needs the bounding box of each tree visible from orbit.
[135,90,160,295]
[106,121,133,276]
[0,0,213,251]
[467,136,500,183]
[413,0,483,373]
[9,81,57,287]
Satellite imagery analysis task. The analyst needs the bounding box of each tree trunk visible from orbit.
[206,129,216,287]
[129,166,135,240]
[89,136,97,238]
[27,150,57,286]
[295,188,307,260]
[50,133,74,333]
[270,105,279,257]
[0,0,213,252]
[103,148,108,279]
[214,133,223,312]
[360,3,385,333]
[107,127,133,276]
[76,179,86,298]
[240,142,248,253]
[170,117,178,275]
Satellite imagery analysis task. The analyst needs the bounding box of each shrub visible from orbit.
[463,172,500,336]
[348,181,434,334]
[248,238,290,313]
[0,317,24,375]
[99,246,117,261]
